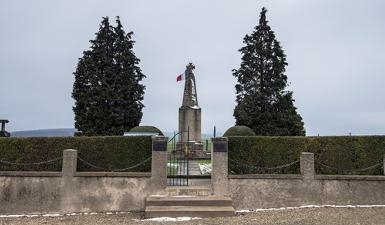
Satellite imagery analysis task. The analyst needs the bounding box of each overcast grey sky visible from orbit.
[1,0,385,136]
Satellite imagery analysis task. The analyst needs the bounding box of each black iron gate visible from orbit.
[167,130,190,186]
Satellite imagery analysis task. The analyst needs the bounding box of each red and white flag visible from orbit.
[176,73,185,82]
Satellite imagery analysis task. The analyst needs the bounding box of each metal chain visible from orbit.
[315,161,382,173]
[77,157,105,170]
[77,157,151,172]
[229,159,300,170]
[0,157,62,166]
[112,157,152,172]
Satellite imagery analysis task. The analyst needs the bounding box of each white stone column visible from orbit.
[62,149,77,177]
[151,136,168,190]
[61,149,78,213]
[383,154,385,176]
[211,137,229,196]
[300,152,315,180]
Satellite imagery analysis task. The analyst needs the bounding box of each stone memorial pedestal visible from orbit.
[176,63,209,159]
[176,141,209,159]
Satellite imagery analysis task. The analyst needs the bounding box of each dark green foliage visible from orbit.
[228,136,385,175]
[0,136,151,172]
[233,7,305,136]
[72,17,145,136]
[129,126,164,136]
[223,126,256,137]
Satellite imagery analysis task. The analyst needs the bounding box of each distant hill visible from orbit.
[11,128,222,138]
[11,128,76,137]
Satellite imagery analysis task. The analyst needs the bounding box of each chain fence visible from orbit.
[77,156,152,172]
[314,160,383,175]
[0,157,62,166]
[229,158,300,174]
[0,156,152,172]
[230,157,384,175]
[0,157,63,171]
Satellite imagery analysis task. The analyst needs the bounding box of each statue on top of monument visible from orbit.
[182,63,199,108]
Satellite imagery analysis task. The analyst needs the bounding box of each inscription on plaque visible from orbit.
[213,142,227,152]
[153,141,167,151]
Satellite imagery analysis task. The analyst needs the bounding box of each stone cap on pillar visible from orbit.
[63,149,78,153]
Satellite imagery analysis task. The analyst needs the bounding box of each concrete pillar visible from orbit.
[211,137,229,196]
[61,149,78,212]
[62,149,77,177]
[151,136,168,190]
[300,152,315,180]
[383,154,385,176]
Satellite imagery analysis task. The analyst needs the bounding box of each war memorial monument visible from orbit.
[177,63,207,158]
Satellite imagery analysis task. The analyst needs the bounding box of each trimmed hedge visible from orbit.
[0,136,152,172]
[228,136,385,175]
[223,126,256,137]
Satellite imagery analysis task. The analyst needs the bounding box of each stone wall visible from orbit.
[228,175,385,209]
[0,173,152,214]
[0,175,62,214]
[211,137,385,210]
[0,136,168,215]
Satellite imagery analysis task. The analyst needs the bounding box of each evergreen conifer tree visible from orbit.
[72,17,145,136]
[233,8,305,136]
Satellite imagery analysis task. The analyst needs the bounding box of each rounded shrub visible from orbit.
[223,126,256,137]
[128,126,164,136]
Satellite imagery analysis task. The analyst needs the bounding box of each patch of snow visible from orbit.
[198,163,211,175]
[236,204,385,213]
[25,215,39,218]
[137,217,201,222]
[0,215,25,218]
[191,105,200,109]
[236,209,252,213]
[0,211,131,218]
[42,214,61,217]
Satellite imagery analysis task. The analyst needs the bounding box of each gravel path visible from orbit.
[2,207,385,225]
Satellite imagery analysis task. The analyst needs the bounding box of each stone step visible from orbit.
[145,206,235,218]
[145,194,235,218]
[146,195,233,207]
[166,186,211,196]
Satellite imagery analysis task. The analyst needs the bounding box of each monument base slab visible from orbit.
[176,142,210,159]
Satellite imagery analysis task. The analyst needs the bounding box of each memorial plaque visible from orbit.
[153,141,167,151]
[213,142,228,152]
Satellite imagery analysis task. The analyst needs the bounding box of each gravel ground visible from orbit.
[2,207,385,225]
